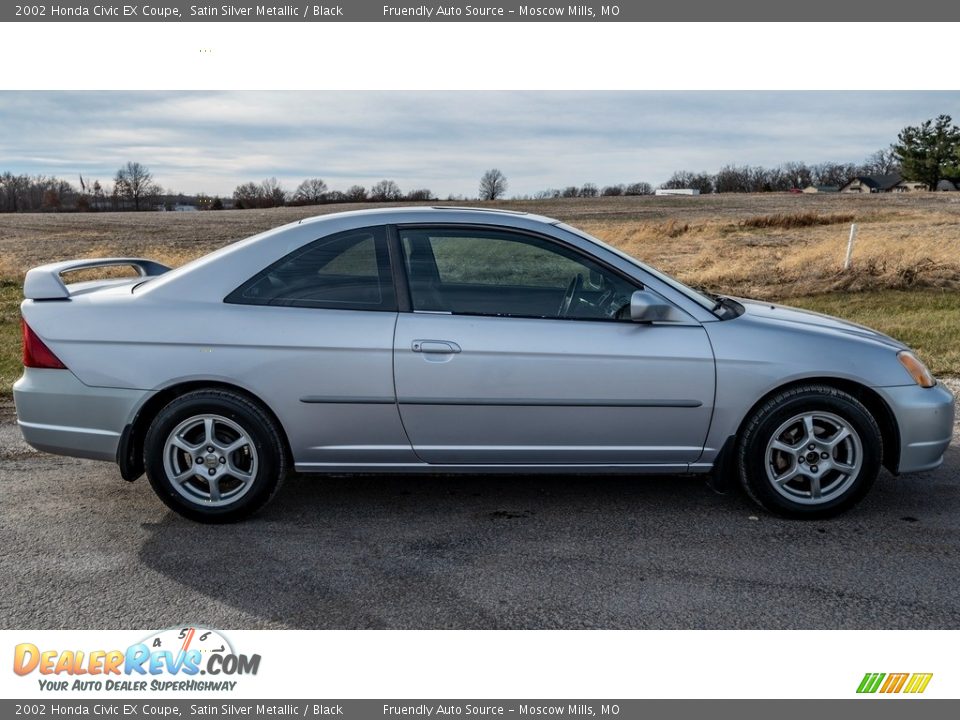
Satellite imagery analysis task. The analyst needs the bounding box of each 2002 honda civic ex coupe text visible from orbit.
[13,208,955,522]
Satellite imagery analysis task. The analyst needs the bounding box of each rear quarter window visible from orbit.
[225,226,396,311]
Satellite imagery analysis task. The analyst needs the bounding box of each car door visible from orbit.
[392,225,716,466]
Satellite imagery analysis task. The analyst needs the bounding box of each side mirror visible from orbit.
[630,290,687,323]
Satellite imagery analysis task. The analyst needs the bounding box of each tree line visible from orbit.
[232,177,436,209]
[1,115,957,213]
[658,151,902,196]
[0,161,185,213]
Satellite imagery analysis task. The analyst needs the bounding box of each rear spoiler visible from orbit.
[23,258,172,300]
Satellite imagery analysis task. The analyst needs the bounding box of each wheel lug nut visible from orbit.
[821,452,829,459]
[208,468,216,476]
[808,444,815,450]
[811,465,819,473]
[196,457,203,464]
[219,457,226,464]
[207,446,214,452]
[798,457,805,463]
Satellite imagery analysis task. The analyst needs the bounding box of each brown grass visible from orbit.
[572,194,960,299]
[735,211,855,230]
[1,192,959,301]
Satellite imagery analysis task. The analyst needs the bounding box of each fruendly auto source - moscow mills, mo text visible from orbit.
[382,5,618,17]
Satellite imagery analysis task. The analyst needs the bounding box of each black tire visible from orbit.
[737,384,882,519]
[144,389,287,523]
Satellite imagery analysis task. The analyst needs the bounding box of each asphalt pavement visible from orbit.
[1,390,959,630]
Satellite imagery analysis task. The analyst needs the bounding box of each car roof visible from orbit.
[294,205,562,229]
[136,205,567,301]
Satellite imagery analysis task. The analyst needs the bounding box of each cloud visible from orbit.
[0,91,956,196]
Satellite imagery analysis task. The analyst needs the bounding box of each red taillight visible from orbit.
[22,319,67,369]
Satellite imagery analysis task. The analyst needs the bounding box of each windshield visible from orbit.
[555,223,720,312]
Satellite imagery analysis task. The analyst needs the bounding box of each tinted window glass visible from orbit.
[557,222,717,311]
[400,228,637,321]
[226,227,395,310]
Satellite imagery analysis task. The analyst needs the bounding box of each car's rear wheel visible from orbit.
[737,384,882,518]
[144,389,286,523]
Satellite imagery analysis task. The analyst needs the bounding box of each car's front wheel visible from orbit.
[144,389,287,523]
[737,384,882,518]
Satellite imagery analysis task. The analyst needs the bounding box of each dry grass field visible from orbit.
[1,192,959,393]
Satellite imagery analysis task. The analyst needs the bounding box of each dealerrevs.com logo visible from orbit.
[857,673,933,694]
[13,627,261,692]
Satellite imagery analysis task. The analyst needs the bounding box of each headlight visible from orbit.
[898,351,935,388]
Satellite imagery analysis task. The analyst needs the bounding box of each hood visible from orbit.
[736,298,907,350]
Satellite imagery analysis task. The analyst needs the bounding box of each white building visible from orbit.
[655,188,700,196]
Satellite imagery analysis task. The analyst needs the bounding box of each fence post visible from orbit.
[844,223,858,271]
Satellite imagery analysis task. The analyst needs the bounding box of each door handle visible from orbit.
[411,339,461,354]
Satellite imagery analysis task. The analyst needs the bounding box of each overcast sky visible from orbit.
[1,91,957,197]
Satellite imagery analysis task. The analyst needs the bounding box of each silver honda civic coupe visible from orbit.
[13,207,954,522]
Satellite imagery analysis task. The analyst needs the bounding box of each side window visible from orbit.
[399,228,638,321]
[226,226,396,311]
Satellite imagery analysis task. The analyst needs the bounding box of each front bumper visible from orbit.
[877,381,955,473]
[13,367,147,463]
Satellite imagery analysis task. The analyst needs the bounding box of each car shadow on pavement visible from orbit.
[136,455,960,630]
[138,472,740,628]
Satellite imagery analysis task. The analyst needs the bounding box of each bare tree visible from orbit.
[714,165,752,193]
[662,171,714,194]
[292,178,328,205]
[862,148,901,176]
[533,188,561,199]
[405,188,433,201]
[42,188,61,210]
[478,168,508,200]
[1,173,26,211]
[232,179,285,209]
[260,177,287,207]
[601,184,625,196]
[114,161,159,211]
[344,185,368,202]
[811,162,857,188]
[624,182,653,196]
[232,182,263,209]
[92,180,105,211]
[370,179,403,202]
[781,161,813,190]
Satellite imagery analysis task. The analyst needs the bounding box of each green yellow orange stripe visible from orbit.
[903,673,933,694]
[857,672,932,694]
[857,673,885,693]
[880,673,909,693]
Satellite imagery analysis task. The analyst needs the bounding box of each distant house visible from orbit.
[655,188,700,196]
[936,178,960,191]
[840,174,927,193]
[895,180,928,192]
[802,185,840,194]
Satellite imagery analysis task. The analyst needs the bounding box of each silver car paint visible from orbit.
[392,312,714,465]
[13,207,955,477]
[15,367,145,461]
